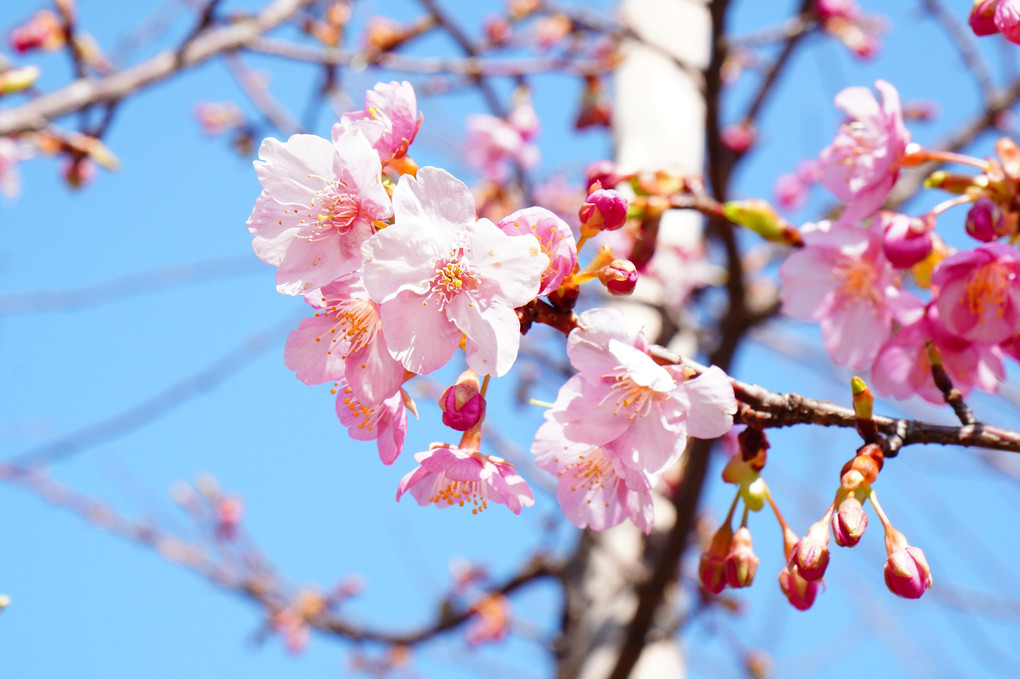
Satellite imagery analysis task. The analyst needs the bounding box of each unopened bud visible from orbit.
[883,529,932,599]
[440,370,486,431]
[0,65,41,95]
[698,523,734,595]
[579,185,628,238]
[721,122,756,153]
[789,520,830,582]
[832,494,868,547]
[778,565,820,611]
[966,197,1005,242]
[725,526,759,588]
[880,212,933,269]
[970,0,1000,35]
[741,477,767,512]
[722,198,801,246]
[598,259,637,295]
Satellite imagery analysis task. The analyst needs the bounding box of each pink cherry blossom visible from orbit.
[879,212,933,269]
[247,129,392,295]
[550,308,736,475]
[497,206,577,296]
[362,166,548,377]
[334,81,423,163]
[819,80,910,222]
[284,275,405,404]
[932,242,1020,345]
[871,303,1004,403]
[464,104,540,181]
[335,380,408,465]
[780,220,918,370]
[532,410,655,533]
[396,444,534,514]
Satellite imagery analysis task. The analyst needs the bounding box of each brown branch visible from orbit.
[651,347,1020,454]
[247,37,610,77]
[0,0,315,137]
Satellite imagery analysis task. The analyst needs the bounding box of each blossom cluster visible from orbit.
[779,79,1017,404]
[247,81,738,530]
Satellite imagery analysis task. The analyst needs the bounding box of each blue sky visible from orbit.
[1,1,1019,677]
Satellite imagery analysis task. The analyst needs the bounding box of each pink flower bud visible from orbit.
[579,186,628,238]
[996,0,1020,44]
[774,173,807,211]
[721,123,757,153]
[815,0,860,22]
[971,0,1000,36]
[699,524,734,595]
[884,545,933,599]
[831,495,868,547]
[880,212,933,269]
[789,520,830,582]
[440,370,486,431]
[585,161,620,190]
[598,259,638,296]
[966,197,1005,242]
[778,564,820,611]
[216,495,244,540]
[724,526,759,588]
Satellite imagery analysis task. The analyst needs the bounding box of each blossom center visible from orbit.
[310,179,360,237]
[315,297,379,358]
[429,475,488,514]
[600,372,669,421]
[838,258,879,303]
[560,452,613,506]
[428,251,480,309]
[963,262,1010,318]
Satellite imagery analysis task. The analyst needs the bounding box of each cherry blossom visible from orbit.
[464,102,540,181]
[818,80,910,222]
[780,220,918,370]
[396,444,534,514]
[532,409,655,533]
[284,275,405,404]
[334,80,423,164]
[362,166,548,377]
[247,128,392,295]
[334,380,408,465]
[871,303,1004,403]
[496,206,577,296]
[550,308,736,475]
[932,242,1020,345]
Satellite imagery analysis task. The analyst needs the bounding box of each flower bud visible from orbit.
[996,0,1020,44]
[440,370,486,431]
[0,65,41,95]
[840,443,883,490]
[721,198,801,246]
[880,212,933,269]
[725,526,759,588]
[970,0,1000,35]
[9,10,64,53]
[966,197,1005,242]
[698,523,734,595]
[831,494,868,547]
[789,520,831,582]
[585,161,620,190]
[579,185,628,238]
[884,541,933,599]
[597,259,637,296]
[778,565,820,611]
[815,0,859,22]
[721,123,756,153]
